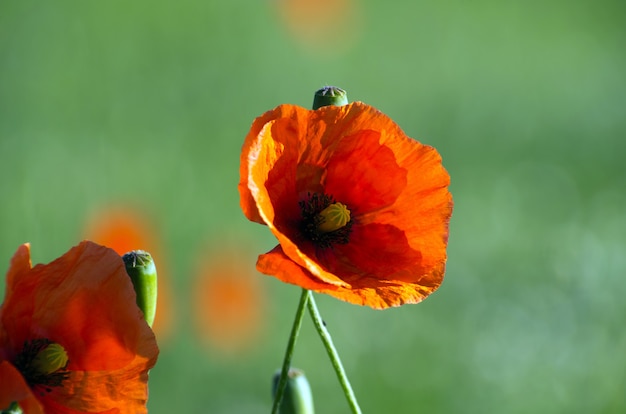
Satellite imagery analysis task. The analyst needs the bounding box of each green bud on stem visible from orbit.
[1,402,23,414]
[123,250,158,327]
[272,368,315,414]
[312,86,348,109]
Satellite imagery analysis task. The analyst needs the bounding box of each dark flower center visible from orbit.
[299,192,353,248]
[13,339,70,394]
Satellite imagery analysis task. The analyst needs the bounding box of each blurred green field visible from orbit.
[1,0,625,412]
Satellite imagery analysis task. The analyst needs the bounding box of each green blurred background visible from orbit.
[1,0,625,412]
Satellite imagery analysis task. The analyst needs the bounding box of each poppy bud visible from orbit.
[123,250,158,327]
[312,86,348,109]
[272,368,315,414]
[2,402,22,413]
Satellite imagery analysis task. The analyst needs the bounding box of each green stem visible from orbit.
[307,294,362,414]
[272,288,310,414]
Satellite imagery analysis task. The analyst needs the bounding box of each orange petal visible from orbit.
[39,364,150,414]
[257,245,342,293]
[3,243,32,309]
[324,129,407,215]
[0,361,43,414]
[365,136,453,272]
[239,106,296,224]
[322,223,424,280]
[257,245,444,309]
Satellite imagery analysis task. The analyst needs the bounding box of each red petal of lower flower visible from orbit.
[39,364,150,414]
[0,361,43,414]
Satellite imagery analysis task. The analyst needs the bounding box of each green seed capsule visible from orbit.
[31,342,69,375]
[123,250,158,327]
[312,86,348,109]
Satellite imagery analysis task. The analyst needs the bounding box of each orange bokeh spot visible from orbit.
[274,0,362,53]
[193,249,266,355]
[83,205,174,342]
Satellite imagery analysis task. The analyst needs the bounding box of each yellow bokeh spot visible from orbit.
[32,343,69,375]
[317,202,351,233]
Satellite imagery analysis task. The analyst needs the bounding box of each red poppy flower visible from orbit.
[0,241,159,413]
[239,102,453,309]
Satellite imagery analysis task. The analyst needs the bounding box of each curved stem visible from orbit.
[307,294,362,414]
[271,288,310,414]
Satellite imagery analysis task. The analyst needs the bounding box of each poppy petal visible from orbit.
[257,245,444,308]
[240,106,299,224]
[361,140,453,272]
[0,361,44,414]
[3,244,33,318]
[322,223,424,280]
[257,245,344,292]
[324,129,407,215]
[38,365,150,414]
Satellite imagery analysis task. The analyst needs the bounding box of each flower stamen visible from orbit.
[13,339,70,392]
[31,343,69,375]
[299,193,353,248]
[317,203,350,233]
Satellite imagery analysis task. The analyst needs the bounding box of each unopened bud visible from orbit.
[312,86,348,109]
[272,368,315,414]
[1,402,23,414]
[123,250,158,327]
